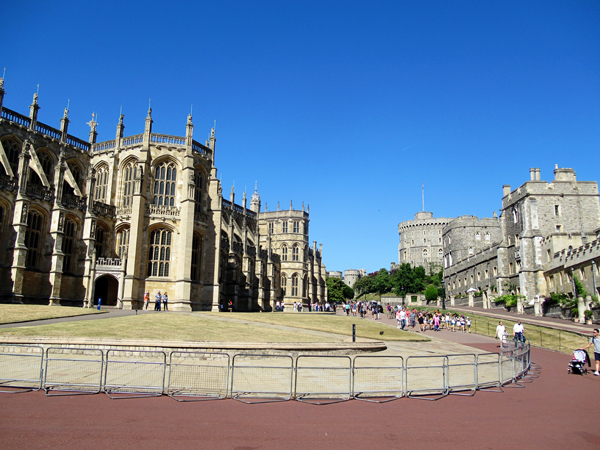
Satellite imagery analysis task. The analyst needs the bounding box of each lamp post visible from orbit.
[441,280,446,311]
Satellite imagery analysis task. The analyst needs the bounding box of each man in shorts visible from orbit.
[583,329,600,376]
[143,291,150,310]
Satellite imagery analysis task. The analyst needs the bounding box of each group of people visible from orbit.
[342,301,384,320]
[143,291,169,311]
[391,306,471,333]
[494,319,527,348]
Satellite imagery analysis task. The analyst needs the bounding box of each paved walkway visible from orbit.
[444,305,596,334]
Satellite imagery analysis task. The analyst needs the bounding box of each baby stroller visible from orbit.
[568,349,591,375]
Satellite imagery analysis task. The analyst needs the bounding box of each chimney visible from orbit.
[503,185,511,197]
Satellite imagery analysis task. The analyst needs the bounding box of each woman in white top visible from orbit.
[495,321,507,347]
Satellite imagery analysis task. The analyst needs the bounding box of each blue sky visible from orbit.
[2,1,599,274]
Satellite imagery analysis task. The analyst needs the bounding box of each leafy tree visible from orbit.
[353,275,375,297]
[373,268,392,295]
[425,285,438,301]
[326,277,354,303]
[391,263,414,296]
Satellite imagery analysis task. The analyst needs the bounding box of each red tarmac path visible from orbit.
[1,342,599,450]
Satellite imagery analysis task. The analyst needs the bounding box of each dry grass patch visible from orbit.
[0,314,335,343]
[0,304,102,324]
[201,312,429,342]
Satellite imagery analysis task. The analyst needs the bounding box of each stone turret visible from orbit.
[250,182,261,213]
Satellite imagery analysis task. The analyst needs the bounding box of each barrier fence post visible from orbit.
[352,324,356,342]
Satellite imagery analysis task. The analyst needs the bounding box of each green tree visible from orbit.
[391,263,414,297]
[373,268,392,295]
[425,284,438,301]
[326,277,353,303]
[325,278,354,303]
[353,274,375,298]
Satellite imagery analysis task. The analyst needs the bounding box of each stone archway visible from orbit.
[94,274,119,306]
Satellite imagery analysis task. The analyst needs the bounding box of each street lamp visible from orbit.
[441,280,446,311]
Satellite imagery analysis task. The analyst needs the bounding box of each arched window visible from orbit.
[0,138,20,175]
[95,225,106,258]
[191,234,202,282]
[281,274,287,296]
[153,161,177,206]
[194,170,203,213]
[94,165,109,202]
[63,162,82,198]
[468,247,473,255]
[292,274,299,296]
[25,211,43,268]
[292,244,299,261]
[281,245,288,261]
[122,162,136,207]
[30,151,54,187]
[476,232,481,240]
[438,248,443,258]
[63,220,76,273]
[148,228,172,277]
[423,249,428,257]
[485,232,490,241]
[116,227,130,260]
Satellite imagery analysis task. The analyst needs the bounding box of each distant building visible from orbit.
[398,211,450,270]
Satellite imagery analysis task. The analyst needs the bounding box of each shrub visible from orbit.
[571,307,579,317]
[584,309,593,319]
[573,276,587,298]
[494,294,520,307]
[425,285,438,301]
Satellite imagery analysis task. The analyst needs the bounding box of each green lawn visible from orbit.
[0,304,103,324]
[202,312,429,342]
[0,314,336,343]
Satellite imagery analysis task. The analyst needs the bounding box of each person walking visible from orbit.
[162,292,168,311]
[513,320,525,347]
[495,321,507,348]
[582,329,600,376]
[154,291,162,311]
[143,291,150,310]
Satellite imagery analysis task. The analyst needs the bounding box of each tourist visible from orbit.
[433,313,440,331]
[466,316,471,332]
[162,291,168,311]
[451,315,456,332]
[582,329,600,375]
[143,291,150,311]
[418,312,425,332]
[396,308,402,329]
[495,321,507,348]
[228,299,233,312]
[409,309,416,331]
[154,291,162,311]
[445,313,450,330]
[513,320,525,347]
[276,300,280,312]
[400,307,406,330]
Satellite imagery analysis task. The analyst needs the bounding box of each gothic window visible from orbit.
[554,205,560,217]
[493,266,498,276]
[513,208,519,224]
[116,228,130,260]
[63,220,76,273]
[423,249,428,257]
[95,225,105,258]
[153,161,177,206]
[94,165,109,202]
[485,232,490,241]
[148,228,172,277]
[403,251,407,260]
[25,211,43,268]
[449,252,453,265]
[282,221,288,233]
[122,162,136,207]
[476,232,480,240]
[63,162,82,197]
[194,170,203,213]
[268,222,274,234]
[281,245,288,261]
[292,273,299,296]
[0,138,20,175]
[281,274,287,296]
[468,247,473,255]
[485,269,489,279]
[509,262,514,274]
[292,245,299,261]
[30,151,54,187]
[438,248,443,258]
[470,274,474,283]
[293,221,299,233]
[477,272,481,281]
[191,234,202,282]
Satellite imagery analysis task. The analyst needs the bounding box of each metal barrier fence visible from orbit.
[231,354,294,403]
[353,355,403,402]
[44,347,103,396]
[0,342,533,403]
[104,350,166,398]
[167,351,230,401]
[0,344,43,393]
